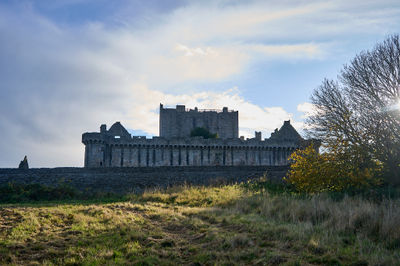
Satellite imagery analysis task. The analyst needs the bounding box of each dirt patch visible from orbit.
[0,208,23,234]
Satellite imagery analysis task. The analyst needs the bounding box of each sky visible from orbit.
[1,0,400,167]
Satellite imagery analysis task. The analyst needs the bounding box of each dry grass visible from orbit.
[0,183,399,265]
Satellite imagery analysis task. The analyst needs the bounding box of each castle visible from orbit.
[82,104,315,167]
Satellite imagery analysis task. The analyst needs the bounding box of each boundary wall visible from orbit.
[0,166,289,194]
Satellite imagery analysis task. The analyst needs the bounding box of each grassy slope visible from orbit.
[0,183,399,265]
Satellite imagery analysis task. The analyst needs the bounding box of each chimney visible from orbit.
[100,124,107,133]
[176,105,185,112]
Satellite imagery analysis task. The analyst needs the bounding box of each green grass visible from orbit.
[1,181,399,265]
[0,183,125,203]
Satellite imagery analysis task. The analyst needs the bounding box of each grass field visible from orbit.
[0,180,399,265]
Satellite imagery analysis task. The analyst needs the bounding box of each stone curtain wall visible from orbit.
[84,142,297,168]
[0,166,288,194]
[83,118,306,168]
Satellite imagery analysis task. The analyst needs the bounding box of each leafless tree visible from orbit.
[308,35,400,185]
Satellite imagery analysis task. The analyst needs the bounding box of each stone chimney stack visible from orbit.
[100,124,107,134]
[176,105,185,112]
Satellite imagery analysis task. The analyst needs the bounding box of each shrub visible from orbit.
[284,145,382,194]
[0,183,79,203]
[190,127,218,139]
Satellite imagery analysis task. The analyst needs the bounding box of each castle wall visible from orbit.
[0,166,289,194]
[84,142,104,167]
[82,142,300,168]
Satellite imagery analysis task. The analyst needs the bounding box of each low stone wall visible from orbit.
[0,166,289,194]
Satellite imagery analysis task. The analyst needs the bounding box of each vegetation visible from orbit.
[307,35,400,185]
[0,183,121,203]
[285,144,382,193]
[190,127,218,139]
[1,181,399,265]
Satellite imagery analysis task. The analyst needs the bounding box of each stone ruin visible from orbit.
[18,155,29,169]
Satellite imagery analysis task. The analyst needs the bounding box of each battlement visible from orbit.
[83,121,303,147]
[160,104,235,113]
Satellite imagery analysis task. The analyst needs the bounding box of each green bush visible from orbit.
[190,127,218,139]
[0,183,80,203]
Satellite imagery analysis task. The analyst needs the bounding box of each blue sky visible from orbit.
[1,0,400,167]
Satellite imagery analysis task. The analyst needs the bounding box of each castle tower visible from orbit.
[159,104,238,139]
[82,122,132,167]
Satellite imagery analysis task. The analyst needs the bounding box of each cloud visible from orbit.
[1,0,400,167]
[125,85,297,139]
[297,102,318,119]
[176,44,216,57]
[248,43,324,59]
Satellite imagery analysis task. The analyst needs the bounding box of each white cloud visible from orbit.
[248,43,324,59]
[297,102,318,119]
[125,85,297,139]
[1,0,400,167]
[176,44,216,57]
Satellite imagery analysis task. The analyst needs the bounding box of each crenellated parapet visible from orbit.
[82,133,106,144]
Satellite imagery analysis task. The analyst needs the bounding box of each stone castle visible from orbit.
[82,104,315,168]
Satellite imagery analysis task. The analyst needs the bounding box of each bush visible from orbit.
[190,127,218,139]
[241,175,294,195]
[284,145,382,194]
[0,183,80,203]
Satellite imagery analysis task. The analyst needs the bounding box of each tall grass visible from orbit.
[136,180,400,264]
[131,183,245,207]
[233,192,400,249]
[1,179,399,265]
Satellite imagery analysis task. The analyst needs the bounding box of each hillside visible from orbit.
[0,181,399,265]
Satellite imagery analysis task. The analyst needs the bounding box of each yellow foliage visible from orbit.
[284,145,382,193]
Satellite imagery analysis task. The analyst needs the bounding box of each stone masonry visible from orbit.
[159,104,238,139]
[0,166,289,194]
[82,104,317,168]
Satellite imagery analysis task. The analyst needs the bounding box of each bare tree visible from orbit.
[308,35,400,185]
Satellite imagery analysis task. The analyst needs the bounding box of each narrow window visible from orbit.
[146,147,149,166]
[170,147,173,166]
[178,147,181,165]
